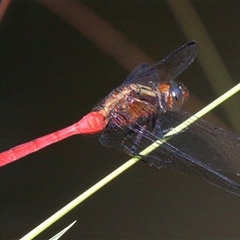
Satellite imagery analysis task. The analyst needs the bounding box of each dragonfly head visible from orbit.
[158,81,189,111]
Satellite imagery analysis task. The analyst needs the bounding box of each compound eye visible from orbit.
[169,83,189,111]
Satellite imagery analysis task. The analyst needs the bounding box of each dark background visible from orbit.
[1,1,240,239]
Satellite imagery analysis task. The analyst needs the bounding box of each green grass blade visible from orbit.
[49,220,77,240]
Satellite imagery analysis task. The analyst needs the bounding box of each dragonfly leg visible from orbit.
[152,116,187,139]
[121,120,166,169]
[122,122,149,156]
[124,117,162,155]
[131,124,148,154]
[152,117,163,138]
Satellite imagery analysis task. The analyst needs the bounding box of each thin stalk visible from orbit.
[20,83,240,240]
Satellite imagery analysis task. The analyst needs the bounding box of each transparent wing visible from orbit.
[131,113,240,196]
[124,63,151,83]
[150,41,197,82]
[158,110,240,175]
[123,41,197,86]
[123,63,160,87]
[100,108,240,196]
[143,137,240,196]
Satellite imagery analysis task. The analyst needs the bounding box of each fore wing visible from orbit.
[124,41,197,86]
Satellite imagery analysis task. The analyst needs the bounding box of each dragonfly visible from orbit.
[1,41,240,196]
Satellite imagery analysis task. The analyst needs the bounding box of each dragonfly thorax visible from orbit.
[95,83,158,128]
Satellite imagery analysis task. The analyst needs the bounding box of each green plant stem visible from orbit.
[20,83,240,240]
